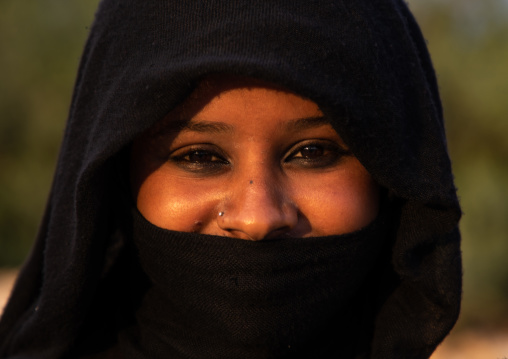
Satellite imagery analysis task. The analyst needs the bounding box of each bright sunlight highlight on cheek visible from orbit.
[130,76,379,240]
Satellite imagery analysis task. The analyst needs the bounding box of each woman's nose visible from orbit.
[217,175,298,241]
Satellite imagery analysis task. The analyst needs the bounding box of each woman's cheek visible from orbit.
[136,171,224,232]
[291,165,379,235]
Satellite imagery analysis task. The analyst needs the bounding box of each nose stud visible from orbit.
[218,211,225,217]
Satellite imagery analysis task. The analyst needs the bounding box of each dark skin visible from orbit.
[130,76,379,240]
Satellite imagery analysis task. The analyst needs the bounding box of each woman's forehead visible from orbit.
[182,74,313,113]
[146,74,326,137]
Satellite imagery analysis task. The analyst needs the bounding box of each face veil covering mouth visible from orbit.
[118,206,390,359]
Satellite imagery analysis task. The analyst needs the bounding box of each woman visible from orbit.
[0,1,462,358]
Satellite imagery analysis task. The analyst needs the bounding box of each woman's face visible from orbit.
[130,77,379,240]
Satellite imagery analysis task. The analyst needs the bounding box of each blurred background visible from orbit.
[1,0,507,356]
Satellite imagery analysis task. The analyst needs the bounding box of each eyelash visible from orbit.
[169,145,229,173]
[284,141,350,168]
[168,141,350,173]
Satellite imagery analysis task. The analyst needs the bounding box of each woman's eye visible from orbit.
[169,147,229,173]
[292,145,325,160]
[183,150,223,163]
[285,141,350,168]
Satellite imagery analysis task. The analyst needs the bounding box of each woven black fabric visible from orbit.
[0,1,461,358]
[118,207,388,359]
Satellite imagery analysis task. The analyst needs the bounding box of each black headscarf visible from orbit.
[0,1,461,358]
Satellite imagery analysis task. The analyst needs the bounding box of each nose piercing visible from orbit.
[218,211,224,217]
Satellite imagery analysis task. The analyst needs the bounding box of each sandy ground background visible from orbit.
[1,269,507,358]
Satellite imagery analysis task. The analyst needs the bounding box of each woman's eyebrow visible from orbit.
[154,118,235,136]
[283,116,331,132]
[180,120,235,134]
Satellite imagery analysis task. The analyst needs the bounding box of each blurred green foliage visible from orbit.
[407,0,508,329]
[1,0,507,329]
[0,1,99,264]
